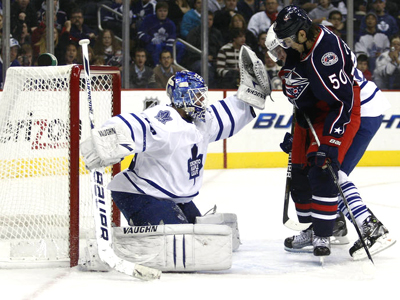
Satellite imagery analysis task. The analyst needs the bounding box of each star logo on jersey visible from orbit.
[334,127,343,134]
[187,144,203,184]
[155,110,173,124]
[284,70,309,101]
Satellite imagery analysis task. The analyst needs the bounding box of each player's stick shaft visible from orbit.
[79,39,161,280]
[303,113,374,264]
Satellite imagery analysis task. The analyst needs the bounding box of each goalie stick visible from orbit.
[79,39,161,280]
[303,113,374,265]
[283,107,311,231]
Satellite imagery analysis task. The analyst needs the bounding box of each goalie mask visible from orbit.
[167,71,208,122]
[274,5,312,49]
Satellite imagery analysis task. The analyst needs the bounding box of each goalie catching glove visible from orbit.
[237,45,271,110]
[81,123,136,170]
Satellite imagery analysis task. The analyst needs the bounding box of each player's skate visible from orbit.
[313,236,331,257]
[331,211,349,245]
[350,215,396,260]
[284,225,313,253]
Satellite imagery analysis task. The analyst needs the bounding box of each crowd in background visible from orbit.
[0,0,400,90]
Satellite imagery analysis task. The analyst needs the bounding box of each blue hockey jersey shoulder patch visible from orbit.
[321,52,339,66]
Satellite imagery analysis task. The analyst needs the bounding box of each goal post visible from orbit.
[0,65,121,268]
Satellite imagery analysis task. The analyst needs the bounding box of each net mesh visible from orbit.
[0,65,118,266]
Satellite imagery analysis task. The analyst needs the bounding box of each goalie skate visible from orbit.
[350,216,396,260]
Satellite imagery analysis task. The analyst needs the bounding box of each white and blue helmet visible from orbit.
[166,70,208,122]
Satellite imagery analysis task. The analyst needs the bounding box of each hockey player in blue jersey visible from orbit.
[271,5,362,257]
[81,48,270,227]
[267,6,396,259]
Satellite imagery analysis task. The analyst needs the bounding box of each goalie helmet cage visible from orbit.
[0,65,121,268]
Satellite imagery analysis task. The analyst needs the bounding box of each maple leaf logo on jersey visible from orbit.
[188,144,203,184]
[284,70,309,101]
[155,110,173,124]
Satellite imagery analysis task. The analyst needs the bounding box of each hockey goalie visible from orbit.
[80,46,271,272]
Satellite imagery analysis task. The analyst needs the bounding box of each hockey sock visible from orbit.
[338,181,370,227]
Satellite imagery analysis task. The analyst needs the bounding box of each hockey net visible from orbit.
[0,65,121,268]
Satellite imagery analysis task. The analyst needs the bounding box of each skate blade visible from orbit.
[284,246,313,254]
[331,235,350,245]
[352,235,397,261]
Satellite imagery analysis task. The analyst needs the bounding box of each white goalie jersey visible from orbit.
[106,94,255,203]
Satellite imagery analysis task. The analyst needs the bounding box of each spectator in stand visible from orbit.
[327,10,346,40]
[17,22,32,46]
[228,13,257,48]
[31,11,60,63]
[180,0,202,39]
[186,10,224,87]
[130,0,157,38]
[373,35,400,89]
[67,7,97,46]
[254,31,267,60]
[308,0,337,24]
[0,38,22,89]
[11,0,38,42]
[359,0,398,40]
[153,50,183,89]
[355,12,390,73]
[129,48,157,89]
[37,0,67,31]
[213,0,239,43]
[93,29,123,69]
[216,28,245,89]
[18,44,34,66]
[237,0,262,23]
[137,2,185,67]
[10,38,22,67]
[100,0,124,38]
[165,0,190,34]
[208,0,226,13]
[59,41,80,65]
[264,51,281,90]
[357,53,372,81]
[247,0,279,40]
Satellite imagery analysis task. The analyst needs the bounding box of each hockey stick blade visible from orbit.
[284,218,312,231]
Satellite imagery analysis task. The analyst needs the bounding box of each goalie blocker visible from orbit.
[82,214,240,272]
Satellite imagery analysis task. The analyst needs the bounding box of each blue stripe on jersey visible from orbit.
[359,80,368,89]
[361,87,379,106]
[131,170,199,199]
[130,113,147,152]
[220,100,235,137]
[210,105,223,141]
[117,115,135,142]
[123,172,145,194]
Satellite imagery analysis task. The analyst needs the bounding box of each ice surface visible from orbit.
[1,167,399,300]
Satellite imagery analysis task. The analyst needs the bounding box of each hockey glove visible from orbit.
[237,45,271,110]
[313,144,339,168]
[80,124,136,170]
[280,132,293,154]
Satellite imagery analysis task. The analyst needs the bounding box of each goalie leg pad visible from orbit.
[196,213,241,251]
[112,224,232,272]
